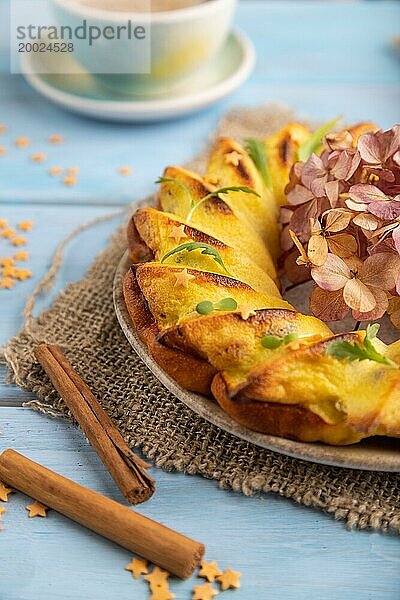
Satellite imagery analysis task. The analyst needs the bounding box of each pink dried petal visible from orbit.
[287,184,314,206]
[393,150,400,167]
[311,253,351,291]
[345,199,368,212]
[309,287,349,321]
[352,288,388,321]
[360,252,400,289]
[301,153,327,190]
[349,184,387,204]
[368,201,400,220]
[327,233,358,258]
[343,278,376,312]
[330,150,355,180]
[393,227,400,255]
[358,131,382,164]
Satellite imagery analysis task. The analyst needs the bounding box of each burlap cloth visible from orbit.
[3,106,400,534]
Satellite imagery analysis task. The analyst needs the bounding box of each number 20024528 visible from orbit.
[18,42,74,53]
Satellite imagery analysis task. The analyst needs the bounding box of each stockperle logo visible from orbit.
[10,0,151,75]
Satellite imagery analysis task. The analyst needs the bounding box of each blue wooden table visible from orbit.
[1,2,400,599]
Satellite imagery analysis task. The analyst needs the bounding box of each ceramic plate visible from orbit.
[21,30,255,122]
[114,250,400,473]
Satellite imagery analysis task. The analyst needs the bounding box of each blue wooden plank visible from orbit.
[0,2,399,205]
[0,407,399,600]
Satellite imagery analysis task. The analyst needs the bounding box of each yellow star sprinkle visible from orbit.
[192,582,219,600]
[168,224,187,243]
[48,166,63,177]
[224,151,243,167]
[0,124,7,134]
[48,134,64,144]
[11,236,27,246]
[216,568,241,591]
[144,566,170,588]
[198,561,222,583]
[15,136,30,148]
[0,277,16,289]
[0,506,5,518]
[0,482,13,502]
[14,251,29,261]
[119,166,133,176]
[14,269,32,281]
[26,501,49,518]
[17,220,33,232]
[239,305,256,320]
[1,228,15,238]
[125,557,148,579]
[0,219,8,228]
[0,257,14,267]
[0,146,7,156]
[1,265,18,278]
[173,268,195,289]
[30,152,46,163]
[204,174,220,186]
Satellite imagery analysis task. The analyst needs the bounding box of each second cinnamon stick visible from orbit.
[34,343,155,505]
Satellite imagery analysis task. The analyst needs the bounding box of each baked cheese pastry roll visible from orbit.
[158,166,276,274]
[129,207,281,297]
[133,262,292,330]
[212,332,400,445]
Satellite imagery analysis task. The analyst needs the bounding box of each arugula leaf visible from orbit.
[156,176,194,208]
[297,118,340,162]
[161,241,232,276]
[186,186,260,222]
[325,324,397,367]
[245,138,271,189]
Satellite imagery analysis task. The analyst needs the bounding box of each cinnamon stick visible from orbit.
[34,343,155,505]
[0,449,204,579]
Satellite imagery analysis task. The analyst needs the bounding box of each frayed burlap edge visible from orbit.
[3,104,400,535]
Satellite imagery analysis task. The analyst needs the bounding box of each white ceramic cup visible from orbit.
[51,0,237,95]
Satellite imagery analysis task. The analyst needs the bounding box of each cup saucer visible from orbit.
[21,29,255,122]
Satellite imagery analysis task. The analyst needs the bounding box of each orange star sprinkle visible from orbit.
[1,265,18,278]
[144,566,170,588]
[192,582,219,599]
[26,501,48,518]
[119,166,133,176]
[0,257,14,267]
[15,137,30,148]
[0,124,7,134]
[11,236,27,247]
[125,557,148,579]
[17,220,33,232]
[173,268,195,289]
[1,228,15,238]
[168,224,187,243]
[224,151,242,167]
[0,482,13,502]
[0,277,16,289]
[0,146,7,156]
[0,506,5,518]
[0,219,8,228]
[48,134,64,144]
[48,166,63,177]
[30,152,46,163]
[14,269,32,281]
[63,176,77,186]
[198,561,223,583]
[216,569,241,591]
[14,251,29,261]
[150,589,175,600]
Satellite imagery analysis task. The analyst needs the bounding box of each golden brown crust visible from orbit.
[123,267,216,395]
[127,216,153,264]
